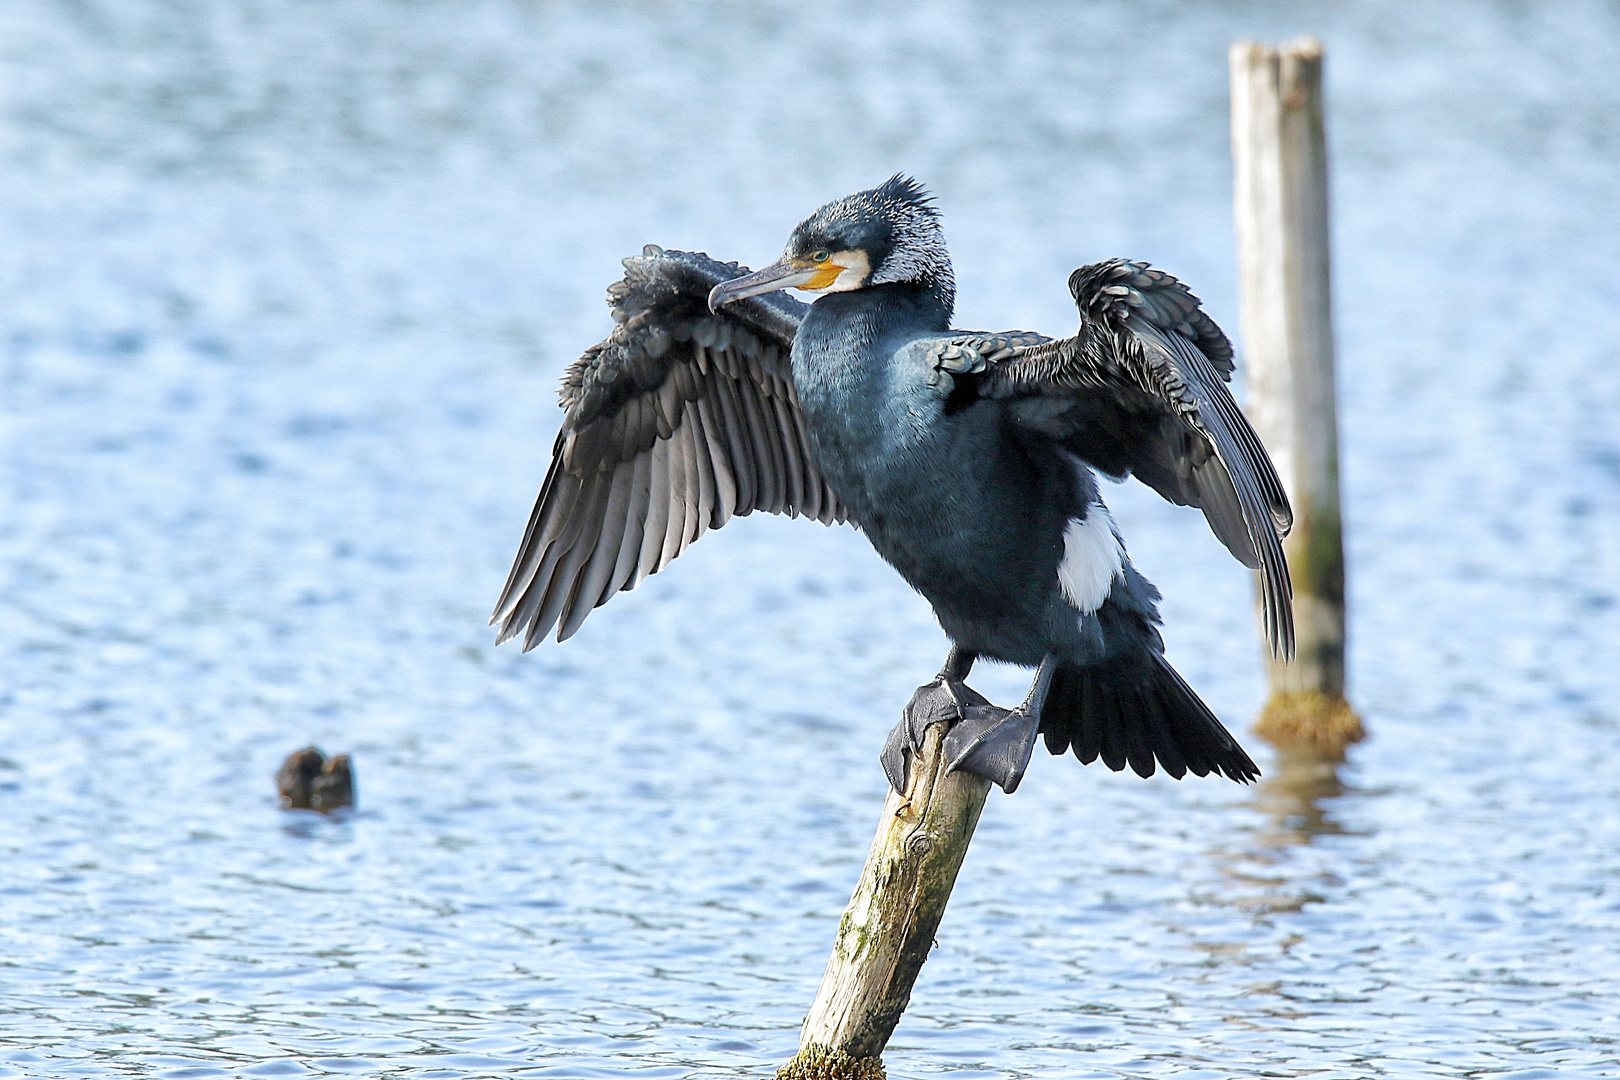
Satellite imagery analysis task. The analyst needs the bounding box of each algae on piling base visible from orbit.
[1254,689,1364,759]
[776,1044,885,1080]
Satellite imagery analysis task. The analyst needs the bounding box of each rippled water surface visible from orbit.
[3,1,1619,1076]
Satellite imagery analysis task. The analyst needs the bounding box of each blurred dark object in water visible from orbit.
[276,747,355,812]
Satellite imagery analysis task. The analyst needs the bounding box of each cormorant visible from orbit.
[492,176,1293,795]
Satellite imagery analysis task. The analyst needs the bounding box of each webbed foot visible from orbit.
[943,706,1041,795]
[881,676,991,794]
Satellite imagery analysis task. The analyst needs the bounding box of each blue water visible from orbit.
[2,1,1618,1076]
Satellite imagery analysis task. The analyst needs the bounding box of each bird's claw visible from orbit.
[943,705,1041,795]
[881,676,991,794]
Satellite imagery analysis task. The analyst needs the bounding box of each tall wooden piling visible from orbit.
[1230,38,1363,757]
[777,719,991,1079]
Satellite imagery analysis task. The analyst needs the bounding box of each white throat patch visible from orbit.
[1058,504,1125,614]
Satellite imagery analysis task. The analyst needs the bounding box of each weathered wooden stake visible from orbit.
[1230,37,1363,758]
[777,720,991,1080]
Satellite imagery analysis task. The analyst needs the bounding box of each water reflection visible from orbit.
[1251,749,1348,852]
[1205,749,1354,918]
[278,807,361,841]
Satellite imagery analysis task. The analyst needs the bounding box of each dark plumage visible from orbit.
[488,248,836,647]
[982,260,1293,654]
[492,176,1293,794]
[276,747,355,812]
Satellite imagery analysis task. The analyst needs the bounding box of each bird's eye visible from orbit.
[811,251,830,263]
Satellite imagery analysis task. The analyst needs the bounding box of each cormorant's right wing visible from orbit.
[979,259,1295,659]
[491,247,844,650]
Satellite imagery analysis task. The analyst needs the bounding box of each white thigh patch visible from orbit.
[1058,504,1125,614]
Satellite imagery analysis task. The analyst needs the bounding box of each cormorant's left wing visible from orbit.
[491,247,843,650]
[977,259,1295,659]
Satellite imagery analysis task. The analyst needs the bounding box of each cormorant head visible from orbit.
[709,175,955,315]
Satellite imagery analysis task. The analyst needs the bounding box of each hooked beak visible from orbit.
[707,260,820,313]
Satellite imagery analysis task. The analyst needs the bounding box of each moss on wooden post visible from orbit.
[776,1044,886,1080]
[777,720,990,1079]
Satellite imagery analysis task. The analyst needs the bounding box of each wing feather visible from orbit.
[794,405,821,521]
[673,411,703,556]
[558,460,636,641]
[493,248,845,648]
[773,392,806,515]
[638,436,673,583]
[983,258,1295,659]
[605,450,654,598]
[736,372,782,515]
[712,363,757,512]
[663,416,694,567]
[501,467,599,641]
[525,472,615,649]
[654,373,681,440]
[686,399,718,540]
[696,393,739,523]
[491,434,569,626]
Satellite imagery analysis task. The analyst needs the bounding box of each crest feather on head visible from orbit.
[871,174,939,218]
[794,174,954,314]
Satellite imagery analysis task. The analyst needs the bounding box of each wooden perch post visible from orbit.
[1230,37,1363,757]
[777,720,991,1080]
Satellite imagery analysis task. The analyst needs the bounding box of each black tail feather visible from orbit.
[1039,652,1259,784]
[1074,670,1103,766]
[1136,681,1186,779]
[1095,680,1128,773]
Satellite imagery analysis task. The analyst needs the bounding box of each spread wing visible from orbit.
[980,259,1295,659]
[491,246,845,649]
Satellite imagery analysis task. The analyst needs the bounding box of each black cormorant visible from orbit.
[492,176,1293,795]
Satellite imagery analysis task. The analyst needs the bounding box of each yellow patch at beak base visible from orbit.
[799,264,844,291]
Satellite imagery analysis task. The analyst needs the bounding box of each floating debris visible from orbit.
[276,747,355,812]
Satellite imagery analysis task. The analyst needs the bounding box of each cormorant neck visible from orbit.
[853,279,954,329]
[919,273,955,324]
